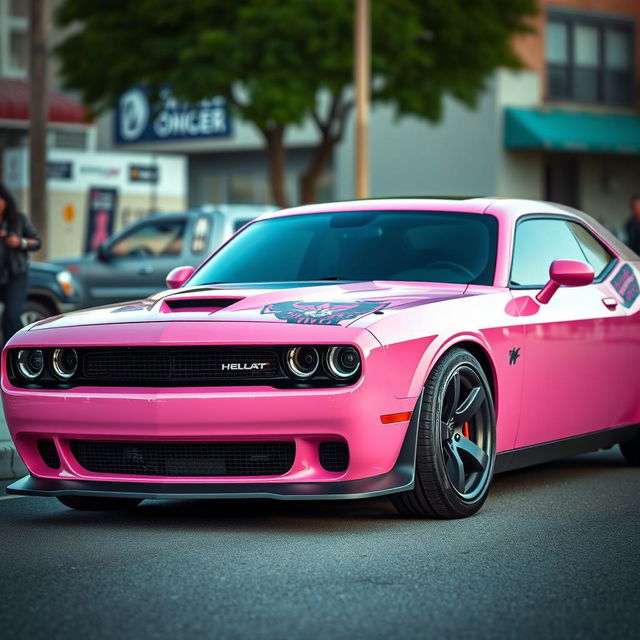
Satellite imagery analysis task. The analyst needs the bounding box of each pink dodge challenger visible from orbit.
[4,198,640,518]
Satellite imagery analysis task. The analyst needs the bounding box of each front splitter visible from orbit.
[6,468,413,501]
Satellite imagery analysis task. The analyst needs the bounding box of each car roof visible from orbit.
[139,204,278,222]
[253,197,638,262]
[256,197,589,221]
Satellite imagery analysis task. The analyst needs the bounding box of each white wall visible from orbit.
[4,148,187,257]
[580,154,640,235]
[494,70,544,199]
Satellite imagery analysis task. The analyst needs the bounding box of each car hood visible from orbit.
[29,260,69,275]
[27,281,477,331]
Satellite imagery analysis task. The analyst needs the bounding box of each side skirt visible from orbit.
[495,424,638,474]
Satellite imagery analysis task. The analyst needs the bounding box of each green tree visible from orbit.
[56,0,536,207]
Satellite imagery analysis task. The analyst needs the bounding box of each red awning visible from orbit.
[0,78,91,125]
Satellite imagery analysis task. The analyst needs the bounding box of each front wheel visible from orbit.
[392,348,496,519]
[57,496,143,511]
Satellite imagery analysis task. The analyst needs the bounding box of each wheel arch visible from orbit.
[25,289,59,316]
[410,334,498,411]
[452,340,496,407]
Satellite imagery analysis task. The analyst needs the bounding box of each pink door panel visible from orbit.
[513,278,631,448]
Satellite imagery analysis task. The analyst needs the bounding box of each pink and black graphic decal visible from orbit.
[610,264,639,308]
[261,300,389,325]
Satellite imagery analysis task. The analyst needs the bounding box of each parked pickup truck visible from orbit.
[21,262,83,325]
[52,204,276,308]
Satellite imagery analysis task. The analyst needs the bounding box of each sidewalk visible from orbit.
[0,406,27,479]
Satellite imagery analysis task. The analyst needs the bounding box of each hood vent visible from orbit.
[162,297,243,312]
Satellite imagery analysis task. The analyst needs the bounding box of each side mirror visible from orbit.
[96,243,110,262]
[536,259,594,304]
[166,265,195,289]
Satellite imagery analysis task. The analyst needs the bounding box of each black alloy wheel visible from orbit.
[392,348,496,519]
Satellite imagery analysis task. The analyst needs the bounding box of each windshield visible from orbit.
[189,210,498,286]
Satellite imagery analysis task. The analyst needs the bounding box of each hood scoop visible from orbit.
[160,297,244,313]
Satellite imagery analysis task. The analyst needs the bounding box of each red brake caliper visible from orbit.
[463,421,470,439]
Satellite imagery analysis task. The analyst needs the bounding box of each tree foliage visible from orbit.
[56,0,536,206]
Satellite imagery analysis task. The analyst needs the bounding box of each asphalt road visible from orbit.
[1,448,638,640]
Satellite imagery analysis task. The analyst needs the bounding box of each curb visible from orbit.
[0,444,27,480]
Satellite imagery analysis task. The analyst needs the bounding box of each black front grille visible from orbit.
[70,440,295,477]
[319,441,349,472]
[81,347,281,384]
[37,438,60,469]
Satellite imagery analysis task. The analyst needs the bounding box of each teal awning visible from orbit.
[505,107,640,155]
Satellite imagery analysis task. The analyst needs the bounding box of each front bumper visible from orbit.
[2,323,421,496]
[7,408,419,500]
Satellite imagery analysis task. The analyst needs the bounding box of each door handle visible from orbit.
[602,297,618,310]
[138,266,153,275]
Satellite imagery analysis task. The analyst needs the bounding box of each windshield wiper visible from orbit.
[317,276,361,281]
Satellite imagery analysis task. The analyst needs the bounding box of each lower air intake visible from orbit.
[37,438,60,469]
[70,440,295,477]
[319,441,349,472]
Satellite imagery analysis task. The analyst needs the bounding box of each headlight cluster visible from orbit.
[8,345,362,388]
[13,348,78,384]
[283,345,361,382]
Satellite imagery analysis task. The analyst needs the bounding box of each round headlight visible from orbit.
[51,348,78,380]
[17,349,44,380]
[286,346,319,379]
[326,346,361,379]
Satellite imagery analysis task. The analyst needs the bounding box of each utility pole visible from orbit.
[354,0,370,199]
[29,0,48,259]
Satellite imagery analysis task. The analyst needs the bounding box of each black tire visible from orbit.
[620,430,640,465]
[391,348,496,519]
[57,495,143,511]
[21,299,53,327]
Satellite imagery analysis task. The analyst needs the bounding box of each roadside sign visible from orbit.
[114,87,232,144]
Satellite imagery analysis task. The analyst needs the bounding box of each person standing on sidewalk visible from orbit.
[625,194,640,255]
[0,183,42,344]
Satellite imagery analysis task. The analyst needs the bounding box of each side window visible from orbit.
[233,218,255,233]
[511,219,586,286]
[111,219,187,258]
[191,216,212,254]
[566,221,614,277]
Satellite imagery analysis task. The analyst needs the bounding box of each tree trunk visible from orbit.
[263,126,289,208]
[299,135,335,205]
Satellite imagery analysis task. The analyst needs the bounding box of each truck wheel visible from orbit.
[21,300,52,326]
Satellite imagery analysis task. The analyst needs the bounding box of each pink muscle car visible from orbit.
[4,198,640,518]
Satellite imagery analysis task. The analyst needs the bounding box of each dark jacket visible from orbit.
[626,218,640,256]
[0,212,42,282]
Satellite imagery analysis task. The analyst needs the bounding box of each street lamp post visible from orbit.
[354,0,370,199]
[29,0,48,259]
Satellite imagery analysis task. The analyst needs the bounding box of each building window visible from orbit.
[546,11,634,107]
[52,130,89,150]
[0,0,29,77]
